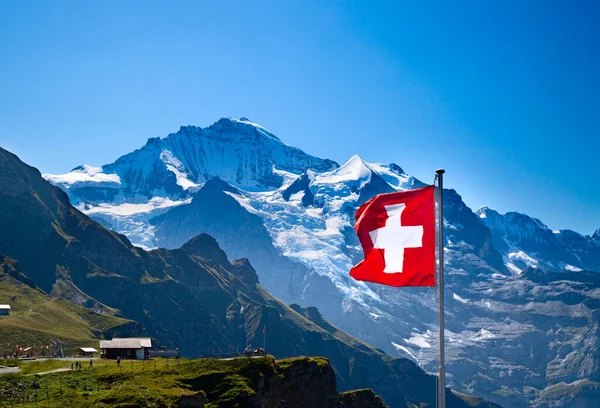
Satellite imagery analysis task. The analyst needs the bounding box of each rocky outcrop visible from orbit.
[259,357,341,408]
[0,146,497,408]
[178,357,381,408]
[340,389,388,408]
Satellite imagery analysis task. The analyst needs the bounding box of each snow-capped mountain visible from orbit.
[477,206,600,273]
[45,117,337,205]
[45,118,600,407]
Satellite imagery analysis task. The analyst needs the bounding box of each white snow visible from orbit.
[506,262,523,274]
[508,251,539,267]
[392,342,417,360]
[44,165,121,189]
[563,263,583,272]
[367,163,416,190]
[472,329,495,341]
[453,293,469,304]
[160,150,199,191]
[314,155,371,185]
[85,197,191,216]
[406,332,432,349]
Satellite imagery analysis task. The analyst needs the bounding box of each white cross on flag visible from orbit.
[350,186,436,287]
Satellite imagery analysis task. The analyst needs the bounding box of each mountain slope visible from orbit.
[0,146,497,408]
[39,118,600,407]
[45,117,337,205]
[477,206,600,273]
[0,255,140,352]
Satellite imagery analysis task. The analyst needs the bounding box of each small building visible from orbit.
[100,337,152,360]
[76,347,98,358]
[148,348,180,359]
[0,305,11,316]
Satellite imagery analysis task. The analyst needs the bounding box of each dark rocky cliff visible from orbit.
[0,146,499,408]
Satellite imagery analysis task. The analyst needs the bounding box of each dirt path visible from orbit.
[0,366,21,375]
[29,367,72,376]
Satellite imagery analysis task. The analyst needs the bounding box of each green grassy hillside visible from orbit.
[0,146,500,408]
[0,257,136,355]
[0,356,358,408]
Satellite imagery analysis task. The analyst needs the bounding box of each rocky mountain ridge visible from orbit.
[45,117,337,205]
[0,145,498,408]
[40,118,600,407]
[476,206,600,273]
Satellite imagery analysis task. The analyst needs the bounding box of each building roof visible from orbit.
[100,337,152,349]
[77,347,98,353]
[0,305,11,310]
[130,337,152,348]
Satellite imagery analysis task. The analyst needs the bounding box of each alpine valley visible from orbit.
[33,117,600,407]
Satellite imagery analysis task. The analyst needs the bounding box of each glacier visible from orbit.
[44,117,600,407]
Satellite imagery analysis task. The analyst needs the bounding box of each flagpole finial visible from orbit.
[436,169,445,175]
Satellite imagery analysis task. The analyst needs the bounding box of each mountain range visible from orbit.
[0,145,502,408]
[33,117,600,407]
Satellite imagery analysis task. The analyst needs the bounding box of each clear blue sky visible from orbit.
[1,1,598,235]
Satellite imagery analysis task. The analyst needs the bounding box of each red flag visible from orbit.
[350,185,436,287]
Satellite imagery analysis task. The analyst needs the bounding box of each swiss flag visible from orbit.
[350,185,435,287]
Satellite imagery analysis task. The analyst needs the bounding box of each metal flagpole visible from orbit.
[436,169,446,408]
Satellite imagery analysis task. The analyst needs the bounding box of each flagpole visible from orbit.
[436,169,446,408]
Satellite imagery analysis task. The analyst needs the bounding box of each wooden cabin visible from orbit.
[100,338,152,360]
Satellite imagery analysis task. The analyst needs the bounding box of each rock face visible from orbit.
[44,117,337,204]
[340,389,388,408]
[259,358,341,408]
[40,118,600,407]
[476,206,600,272]
[0,146,494,408]
[178,357,384,408]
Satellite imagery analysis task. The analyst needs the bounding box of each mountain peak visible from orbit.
[476,206,500,219]
[201,177,240,195]
[180,233,229,265]
[325,155,372,182]
[46,117,338,200]
[209,117,282,142]
[593,228,600,242]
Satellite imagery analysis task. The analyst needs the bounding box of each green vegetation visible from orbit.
[19,360,71,375]
[0,358,19,367]
[0,275,130,356]
[0,359,79,375]
[0,357,288,408]
[277,356,329,371]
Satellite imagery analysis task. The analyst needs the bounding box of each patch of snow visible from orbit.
[314,155,371,185]
[367,162,418,190]
[508,251,539,267]
[392,342,417,360]
[85,197,191,216]
[44,165,121,189]
[506,262,523,274]
[289,191,305,202]
[472,329,495,341]
[406,332,432,349]
[160,150,199,191]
